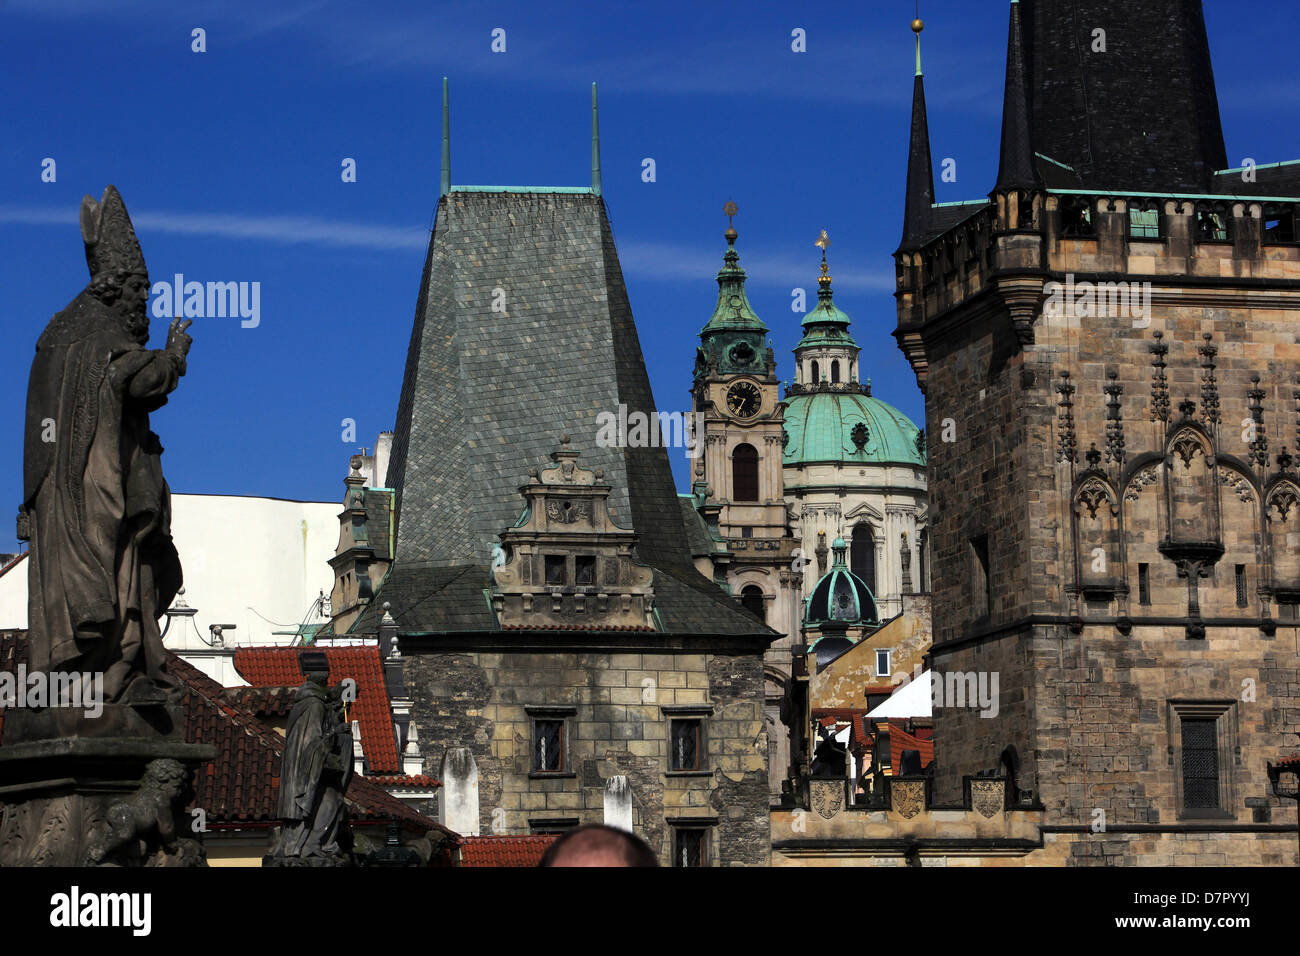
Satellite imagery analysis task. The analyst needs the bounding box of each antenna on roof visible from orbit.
[440,77,451,197]
[591,82,602,197]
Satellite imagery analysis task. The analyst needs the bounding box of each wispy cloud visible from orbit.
[619,239,894,291]
[0,205,428,251]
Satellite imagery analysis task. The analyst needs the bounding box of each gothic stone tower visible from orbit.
[691,221,801,798]
[895,2,1299,865]
[324,85,778,866]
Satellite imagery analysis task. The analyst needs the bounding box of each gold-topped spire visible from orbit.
[815,229,832,288]
[912,3,924,76]
[723,200,738,243]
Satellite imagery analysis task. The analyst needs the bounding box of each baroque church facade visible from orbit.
[687,225,929,799]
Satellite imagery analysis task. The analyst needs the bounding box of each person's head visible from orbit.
[537,823,658,867]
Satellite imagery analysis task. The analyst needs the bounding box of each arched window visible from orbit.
[733,444,759,501]
[918,528,928,592]
[741,585,766,622]
[850,522,877,594]
[831,360,840,384]
[811,360,820,383]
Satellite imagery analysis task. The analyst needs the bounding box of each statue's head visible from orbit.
[142,758,188,799]
[81,186,151,344]
[299,651,331,687]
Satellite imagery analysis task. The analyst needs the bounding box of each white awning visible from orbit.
[866,671,932,719]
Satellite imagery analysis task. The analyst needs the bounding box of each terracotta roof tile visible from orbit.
[234,645,401,773]
[459,835,557,867]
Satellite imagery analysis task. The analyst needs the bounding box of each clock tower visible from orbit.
[691,209,802,798]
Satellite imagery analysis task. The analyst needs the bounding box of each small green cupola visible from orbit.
[805,537,878,626]
[789,231,863,390]
[695,204,775,383]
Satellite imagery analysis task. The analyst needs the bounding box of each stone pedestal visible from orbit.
[0,704,214,867]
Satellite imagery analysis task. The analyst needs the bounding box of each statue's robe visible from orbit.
[22,291,182,704]
[277,683,353,857]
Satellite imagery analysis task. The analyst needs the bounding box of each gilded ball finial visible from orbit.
[912,17,924,33]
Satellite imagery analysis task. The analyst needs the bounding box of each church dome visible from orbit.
[805,538,879,625]
[783,391,924,467]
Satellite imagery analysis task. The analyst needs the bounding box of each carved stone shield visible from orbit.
[892,779,925,820]
[810,780,842,820]
[970,779,1004,819]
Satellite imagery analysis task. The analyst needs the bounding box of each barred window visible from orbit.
[534,719,565,773]
[1181,718,1219,810]
[673,828,705,867]
[671,719,702,771]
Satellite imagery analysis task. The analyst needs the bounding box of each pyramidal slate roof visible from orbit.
[1017,0,1227,193]
[374,189,775,641]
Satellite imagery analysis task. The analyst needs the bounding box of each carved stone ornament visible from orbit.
[969,779,1004,819]
[810,780,842,820]
[891,779,925,820]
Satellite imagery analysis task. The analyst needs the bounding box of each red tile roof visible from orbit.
[459,835,557,867]
[234,645,400,773]
[171,654,439,833]
[368,774,441,788]
[224,684,296,718]
[0,552,27,579]
[887,719,935,774]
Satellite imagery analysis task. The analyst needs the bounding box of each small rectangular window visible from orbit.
[1235,565,1247,608]
[670,719,702,771]
[575,555,596,586]
[875,649,891,678]
[1138,563,1150,606]
[544,555,566,586]
[740,526,753,539]
[1129,207,1160,238]
[1181,717,1219,810]
[970,535,991,619]
[673,828,706,867]
[533,719,565,773]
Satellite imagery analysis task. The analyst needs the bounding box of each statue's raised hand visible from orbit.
[166,318,193,356]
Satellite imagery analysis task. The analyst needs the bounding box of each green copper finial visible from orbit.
[591,83,602,197]
[440,77,451,196]
[912,10,924,76]
[700,202,767,335]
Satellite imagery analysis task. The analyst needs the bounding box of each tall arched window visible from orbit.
[918,528,929,592]
[851,522,877,594]
[831,360,840,384]
[741,585,766,622]
[733,444,759,501]
[811,360,820,383]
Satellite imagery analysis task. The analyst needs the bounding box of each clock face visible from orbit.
[726,380,762,419]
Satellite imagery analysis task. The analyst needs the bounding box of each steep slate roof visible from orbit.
[1017,0,1227,192]
[233,645,401,773]
[389,191,689,570]
[372,189,778,642]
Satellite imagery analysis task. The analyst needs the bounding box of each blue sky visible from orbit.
[3,0,1298,553]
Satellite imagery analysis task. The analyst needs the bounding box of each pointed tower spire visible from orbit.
[994,1,1039,191]
[899,16,935,252]
[591,82,602,197]
[440,77,451,197]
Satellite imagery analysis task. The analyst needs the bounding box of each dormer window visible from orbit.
[544,555,566,586]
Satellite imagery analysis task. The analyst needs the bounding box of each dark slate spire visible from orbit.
[388,191,693,570]
[994,1,1038,191]
[898,19,935,251]
[1018,0,1227,192]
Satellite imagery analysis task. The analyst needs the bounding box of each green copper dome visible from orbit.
[805,538,878,626]
[783,391,925,466]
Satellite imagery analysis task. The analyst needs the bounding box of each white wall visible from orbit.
[0,494,339,674]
